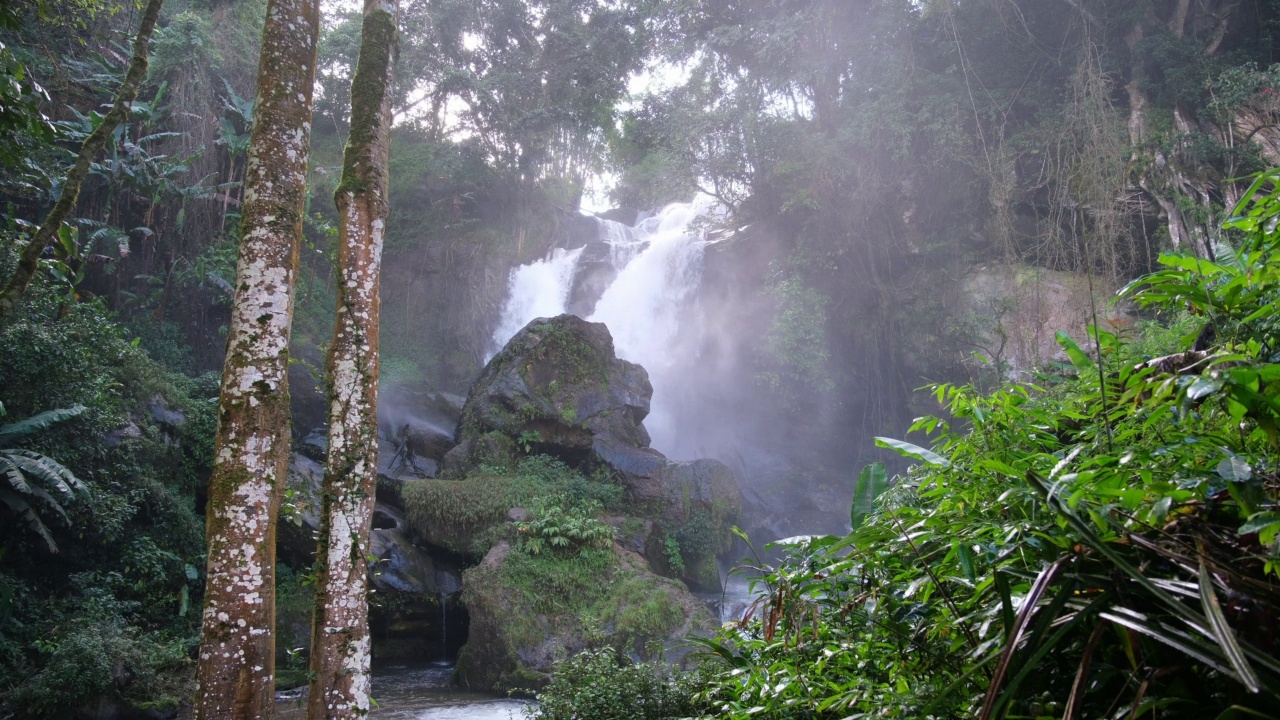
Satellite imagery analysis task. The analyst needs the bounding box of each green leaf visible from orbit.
[874,437,950,467]
[0,404,86,445]
[1158,253,1227,276]
[1239,512,1280,538]
[1055,331,1094,371]
[851,463,888,529]
[1188,377,1226,400]
[1199,555,1261,693]
[1217,456,1254,483]
[956,543,976,583]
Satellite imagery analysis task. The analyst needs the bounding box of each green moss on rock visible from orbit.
[457,542,712,692]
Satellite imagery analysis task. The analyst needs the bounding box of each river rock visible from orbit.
[456,315,652,461]
[457,541,713,692]
[566,240,619,317]
[370,505,449,596]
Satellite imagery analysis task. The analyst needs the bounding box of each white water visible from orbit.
[489,199,713,456]
[488,246,584,358]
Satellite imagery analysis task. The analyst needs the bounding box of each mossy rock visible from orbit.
[399,456,610,557]
[455,315,652,469]
[440,431,517,477]
[400,474,527,556]
[457,541,714,692]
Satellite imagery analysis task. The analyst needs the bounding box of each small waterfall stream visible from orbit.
[490,199,714,456]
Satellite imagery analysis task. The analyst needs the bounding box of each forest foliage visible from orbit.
[1,0,1280,717]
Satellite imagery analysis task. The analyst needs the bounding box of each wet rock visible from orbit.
[440,431,517,477]
[604,515,657,557]
[566,240,619,317]
[103,418,142,448]
[299,427,328,462]
[287,345,328,439]
[379,437,440,485]
[277,454,325,565]
[457,542,713,692]
[506,507,530,523]
[148,395,185,429]
[370,505,443,596]
[456,314,651,468]
[401,421,454,461]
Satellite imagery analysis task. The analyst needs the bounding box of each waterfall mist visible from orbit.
[490,198,849,538]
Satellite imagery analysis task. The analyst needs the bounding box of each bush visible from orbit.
[529,648,698,720]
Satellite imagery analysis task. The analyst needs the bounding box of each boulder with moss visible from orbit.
[456,314,652,465]
[446,315,743,590]
[400,455,626,559]
[457,541,713,692]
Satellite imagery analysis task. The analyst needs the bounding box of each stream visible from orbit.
[275,662,530,719]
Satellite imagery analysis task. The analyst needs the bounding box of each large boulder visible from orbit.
[457,541,713,692]
[452,315,744,589]
[456,315,652,463]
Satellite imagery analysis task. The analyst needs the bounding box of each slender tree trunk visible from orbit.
[193,0,320,716]
[0,0,163,323]
[307,0,397,716]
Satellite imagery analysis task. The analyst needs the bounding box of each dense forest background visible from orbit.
[2,0,1280,716]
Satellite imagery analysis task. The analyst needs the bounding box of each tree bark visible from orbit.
[307,0,396,717]
[0,0,163,323]
[193,0,320,716]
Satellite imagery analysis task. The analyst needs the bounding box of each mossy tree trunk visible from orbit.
[307,0,397,716]
[193,0,320,716]
[0,0,163,323]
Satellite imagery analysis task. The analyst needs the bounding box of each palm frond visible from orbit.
[1,455,33,495]
[4,450,84,498]
[0,489,59,552]
[0,404,86,445]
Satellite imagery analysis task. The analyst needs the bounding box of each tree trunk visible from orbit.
[0,0,163,323]
[307,0,397,717]
[193,0,320,716]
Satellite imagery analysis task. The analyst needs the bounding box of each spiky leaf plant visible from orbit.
[0,404,88,552]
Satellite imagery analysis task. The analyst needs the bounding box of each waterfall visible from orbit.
[489,199,712,456]
[488,246,584,358]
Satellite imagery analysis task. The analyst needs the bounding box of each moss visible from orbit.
[472,547,694,665]
[334,8,396,197]
[401,454,623,556]
[521,321,611,393]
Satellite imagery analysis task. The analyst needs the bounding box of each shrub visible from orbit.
[529,648,698,720]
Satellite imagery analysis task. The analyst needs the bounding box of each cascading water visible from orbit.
[489,199,714,456]
[488,246,584,357]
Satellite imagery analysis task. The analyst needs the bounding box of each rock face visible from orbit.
[458,315,653,459]
[278,452,465,662]
[964,266,1132,372]
[566,240,620,317]
[457,542,713,692]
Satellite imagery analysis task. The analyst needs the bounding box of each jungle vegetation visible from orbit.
[0,0,1278,717]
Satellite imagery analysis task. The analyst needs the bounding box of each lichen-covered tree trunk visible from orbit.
[307,0,396,716]
[0,0,163,323]
[193,0,320,716]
